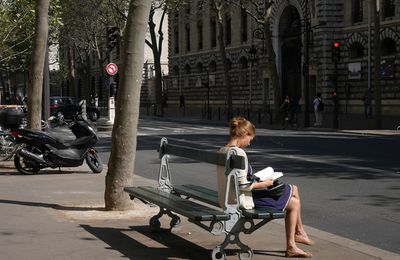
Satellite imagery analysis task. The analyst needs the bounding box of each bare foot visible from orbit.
[286,248,312,258]
[295,235,315,246]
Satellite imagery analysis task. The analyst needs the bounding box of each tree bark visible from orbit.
[148,6,165,117]
[67,45,77,96]
[214,1,232,119]
[27,0,49,129]
[104,0,152,211]
[264,23,281,116]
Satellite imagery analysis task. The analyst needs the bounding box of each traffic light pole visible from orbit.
[333,61,339,129]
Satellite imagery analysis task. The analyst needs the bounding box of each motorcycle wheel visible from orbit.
[14,152,40,175]
[85,149,103,173]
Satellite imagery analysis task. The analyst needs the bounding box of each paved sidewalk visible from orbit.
[1,159,399,260]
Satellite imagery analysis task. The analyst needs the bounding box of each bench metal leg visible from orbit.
[212,231,253,260]
[211,217,267,260]
[149,207,181,232]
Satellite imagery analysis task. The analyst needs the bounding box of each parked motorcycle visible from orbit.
[10,113,103,175]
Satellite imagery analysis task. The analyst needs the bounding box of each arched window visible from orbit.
[226,59,232,71]
[239,57,248,69]
[381,38,396,56]
[173,65,179,76]
[196,62,204,73]
[349,42,364,59]
[209,60,217,72]
[184,64,191,74]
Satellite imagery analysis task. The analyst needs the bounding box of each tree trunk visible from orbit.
[27,0,49,129]
[215,6,232,119]
[264,23,281,118]
[372,0,382,129]
[104,0,152,211]
[67,45,77,96]
[148,9,164,116]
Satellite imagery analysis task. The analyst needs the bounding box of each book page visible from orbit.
[254,167,283,181]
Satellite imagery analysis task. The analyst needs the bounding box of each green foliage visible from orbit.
[0,0,63,72]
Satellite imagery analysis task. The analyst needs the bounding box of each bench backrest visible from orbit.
[158,137,246,212]
[159,141,245,170]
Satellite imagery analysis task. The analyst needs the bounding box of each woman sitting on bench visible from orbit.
[219,116,314,258]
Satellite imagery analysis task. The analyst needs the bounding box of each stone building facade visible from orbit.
[167,0,400,117]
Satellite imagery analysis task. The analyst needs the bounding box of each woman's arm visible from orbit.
[252,179,274,190]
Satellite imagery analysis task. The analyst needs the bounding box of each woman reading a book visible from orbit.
[218,117,314,258]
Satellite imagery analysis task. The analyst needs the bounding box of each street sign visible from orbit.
[106,63,118,76]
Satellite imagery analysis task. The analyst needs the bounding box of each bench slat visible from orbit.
[173,184,285,220]
[161,143,245,169]
[124,186,230,221]
[242,208,286,219]
[174,184,220,207]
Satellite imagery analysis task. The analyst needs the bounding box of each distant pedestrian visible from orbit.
[179,95,185,108]
[363,90,373,119]
[94,94,99,108]
[313,93,323,126]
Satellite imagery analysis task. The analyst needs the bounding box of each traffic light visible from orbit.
[331,41,341,62]
[106,26,119,50]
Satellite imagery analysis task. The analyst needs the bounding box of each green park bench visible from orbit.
[124,137,285,260]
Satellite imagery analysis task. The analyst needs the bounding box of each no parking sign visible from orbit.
[106,63,118,76]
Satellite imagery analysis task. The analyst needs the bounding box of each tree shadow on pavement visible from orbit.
[0,199,104,211]
[80,224,240,259]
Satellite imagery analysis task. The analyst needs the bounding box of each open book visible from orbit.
[254,167,283,181]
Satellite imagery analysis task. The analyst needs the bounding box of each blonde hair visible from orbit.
[229,117,255,139]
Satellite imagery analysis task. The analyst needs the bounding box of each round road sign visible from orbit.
[106,63,118,76]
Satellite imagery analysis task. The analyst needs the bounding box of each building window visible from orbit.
[185,0,191,15]
[196,62,204,73]
[185,64,191,74]
[185,24,191,52]
[197,22,203,50]
[349,42,364,59]
[225,15,231,45]
[241,9,248,43]
[174,28,179,54]
[383,0,395,18]
[226,59,232,71]
[351,0,363,24]
[210,17,217,48]
[381,38,396,56]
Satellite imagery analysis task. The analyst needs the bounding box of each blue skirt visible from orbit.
[252,184,292,211]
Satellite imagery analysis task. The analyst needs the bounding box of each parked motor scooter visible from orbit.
[10,111,103,175]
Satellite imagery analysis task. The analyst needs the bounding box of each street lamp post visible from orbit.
[203,65,210,120]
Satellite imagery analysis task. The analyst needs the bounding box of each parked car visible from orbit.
[50,96,100,122]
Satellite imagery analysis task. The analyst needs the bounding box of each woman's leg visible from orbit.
[291,185,314,245]
[285,196,312,257]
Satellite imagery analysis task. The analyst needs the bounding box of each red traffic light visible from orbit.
[333,41,341,48]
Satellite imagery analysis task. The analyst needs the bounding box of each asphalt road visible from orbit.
[95,118,400,254]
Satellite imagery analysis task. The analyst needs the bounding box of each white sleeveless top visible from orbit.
[216,146,254,210]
